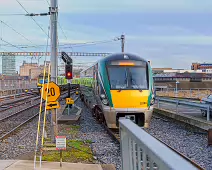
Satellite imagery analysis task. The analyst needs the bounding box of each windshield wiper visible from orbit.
[129,74,142,92]
[117,71,128,92]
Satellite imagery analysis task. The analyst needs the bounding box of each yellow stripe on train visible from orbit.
[110,90,149,108]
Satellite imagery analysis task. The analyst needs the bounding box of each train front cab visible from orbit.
[99,58,154,129]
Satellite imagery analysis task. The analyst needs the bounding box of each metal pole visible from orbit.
[50,0,58,143]
[60,150,62,167]
[207,105,210,121]
[68,83,70,115]
[121,34,125,53]
[68,83,70,98]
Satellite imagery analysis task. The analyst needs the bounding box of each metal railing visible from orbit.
[156,97,211,121]
[119,119,199,170]
[156,88,211,99]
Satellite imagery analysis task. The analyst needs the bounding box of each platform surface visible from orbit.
[57,105,81,124]
[0,160,103,170]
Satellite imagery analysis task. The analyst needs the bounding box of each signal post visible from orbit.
[62,51,74,115]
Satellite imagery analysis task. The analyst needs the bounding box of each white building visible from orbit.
[163,69,203,73]
[2,54,16,75]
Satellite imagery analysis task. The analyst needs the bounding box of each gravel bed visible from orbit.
[0,103,42,138]
[0,98,40,120]
[0,93,68,160]
[0,91,122,169]
[146,115,212,170]
[70,99,121,170]
[0,94,36,106]
[0,116,39,159]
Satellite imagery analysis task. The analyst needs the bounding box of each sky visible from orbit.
[0,0,212,72]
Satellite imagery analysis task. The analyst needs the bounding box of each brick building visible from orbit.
[19,61,38,76]
[19,61,51,79]
[191,63,212,70]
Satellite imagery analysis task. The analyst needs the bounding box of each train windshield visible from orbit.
[107,66,148,90]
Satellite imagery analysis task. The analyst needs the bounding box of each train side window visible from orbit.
[96,73,99,92]
[96,76,100,94]
[99,81,104,95]
[208,95,212,99]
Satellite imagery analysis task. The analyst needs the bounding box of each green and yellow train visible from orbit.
[37,75,68,87]
[72,53,155,129]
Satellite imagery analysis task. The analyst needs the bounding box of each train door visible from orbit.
[93,64,99,95]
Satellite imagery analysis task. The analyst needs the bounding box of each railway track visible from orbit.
[0,90,74,141]
[0,96,40,112]
[0,92,35,103]
[104,120,204,170]
[0,108,42,140]
[0,94,37,107]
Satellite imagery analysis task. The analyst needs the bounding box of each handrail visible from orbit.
[155,97,211,121]
[119,119,199,170]
[156,97,210,108]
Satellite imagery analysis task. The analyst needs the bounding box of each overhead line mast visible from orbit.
[121,34,125,53]
[50,0,58,142]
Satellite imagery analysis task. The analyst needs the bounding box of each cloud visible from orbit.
[1,0,212,71]
[1,0,212,14]
[58,0,212,13]
[128,35,212,45]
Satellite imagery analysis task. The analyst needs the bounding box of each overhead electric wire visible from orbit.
[61,39,120,48]
[16,0,49,37]
[1,39,27,52]
[56,1,74,53]
[0,36,121,48]
[0,13,26,16]
[58,22,68,40]
[0,20,40,48]
[61,37,121,46]
[0,44,39,48]
[0,47,9,52]
[44,0,50,6]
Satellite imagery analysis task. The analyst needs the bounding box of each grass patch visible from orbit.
[85,140,93,144]
[43,143,56,147]
[39,140,93,163]
[66,125,80,136]
[58,124,80,138]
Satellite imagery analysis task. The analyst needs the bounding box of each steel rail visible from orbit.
[0,96,40,112]
[0,90,76,140]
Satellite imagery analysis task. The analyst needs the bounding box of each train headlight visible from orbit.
[100,94,109,105]
[100,94,106,99]
[150,98,155,105]
[102,99,108,105]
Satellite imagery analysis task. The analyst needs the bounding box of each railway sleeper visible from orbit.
[91,107,96,117]
[95,107,105,124]
[94,107,100,122]
[80,94,84,102]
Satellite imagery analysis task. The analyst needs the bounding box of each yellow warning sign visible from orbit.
[40,82,61,102]
[66,98,74,105]
[46,101,60,110]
